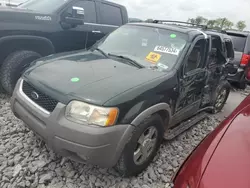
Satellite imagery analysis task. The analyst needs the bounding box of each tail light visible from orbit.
[240,54,250,66]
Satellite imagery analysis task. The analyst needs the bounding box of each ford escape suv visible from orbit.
[11,21,233,177]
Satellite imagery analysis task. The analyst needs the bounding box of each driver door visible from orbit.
[54,0,98,52]
[173,37,208,123]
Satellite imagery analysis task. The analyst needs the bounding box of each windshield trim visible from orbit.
[127,23,188,35]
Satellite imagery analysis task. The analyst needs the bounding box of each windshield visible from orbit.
[19,0,69,13]
[97,25,188,71]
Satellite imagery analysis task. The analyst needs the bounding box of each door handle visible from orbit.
[92,30,101,33]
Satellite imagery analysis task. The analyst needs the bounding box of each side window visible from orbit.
[184,39,205,73]
[100,3,123,26]
[66,0,97,23]
[225,40,234,59]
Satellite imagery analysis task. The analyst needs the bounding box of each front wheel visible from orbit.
[115,114,164,177]
[0,50,41,95]
[211,81,231,114]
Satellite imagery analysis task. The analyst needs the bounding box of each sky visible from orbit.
[110,0,250,30]
[7,0,250,29]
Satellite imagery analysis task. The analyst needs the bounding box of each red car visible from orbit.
[173,94,250,188]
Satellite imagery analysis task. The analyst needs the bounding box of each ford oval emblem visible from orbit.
[31,91,39,100]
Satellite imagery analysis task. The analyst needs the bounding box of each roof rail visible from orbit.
[153,20,230,35]
[206,28,227,34]
[153,20,208,29]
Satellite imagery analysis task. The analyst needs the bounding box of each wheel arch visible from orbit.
[131,103,172,129]
[0,35,55,64]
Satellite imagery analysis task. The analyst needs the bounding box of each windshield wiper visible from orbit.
[92,48,109,58]
[108,53,144,68]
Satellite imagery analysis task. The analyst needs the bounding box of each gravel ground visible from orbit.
[0,93,237,188]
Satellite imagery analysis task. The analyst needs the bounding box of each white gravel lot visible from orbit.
[0,93,238,188]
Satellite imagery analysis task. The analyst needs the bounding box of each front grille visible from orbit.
[22,81,58,112]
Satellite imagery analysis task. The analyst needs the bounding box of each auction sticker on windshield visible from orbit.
[145,52,162,63]
[154,46,180,55]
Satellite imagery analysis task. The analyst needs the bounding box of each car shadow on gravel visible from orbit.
[0,93,221,188]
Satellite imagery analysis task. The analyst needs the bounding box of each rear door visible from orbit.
[88,1,123,47]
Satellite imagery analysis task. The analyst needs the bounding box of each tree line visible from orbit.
[187,16,247,31]
[140,17,247,31]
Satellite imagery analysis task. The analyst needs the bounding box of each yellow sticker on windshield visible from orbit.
[145,52,162,63]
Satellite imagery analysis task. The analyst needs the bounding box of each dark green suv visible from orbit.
[11,21,233,177]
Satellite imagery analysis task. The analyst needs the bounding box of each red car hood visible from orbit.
[199,103,250,188]
[173,95,250,188]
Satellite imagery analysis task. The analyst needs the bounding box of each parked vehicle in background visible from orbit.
[226,30,250,89]
[0,0,20,7]
[128,17,143,23]
[173,94,250,188]
[0,0,128,94]
[11,20,233,177]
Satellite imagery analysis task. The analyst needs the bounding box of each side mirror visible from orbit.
[64,6,84,26]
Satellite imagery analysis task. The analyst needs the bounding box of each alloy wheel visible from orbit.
[133,126,158,165]
[215,88,227,109]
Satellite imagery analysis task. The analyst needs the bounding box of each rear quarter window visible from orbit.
[228,34,247,52]
[100,3,123,26]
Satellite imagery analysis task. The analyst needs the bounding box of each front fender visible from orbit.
[0,35,55,55]
[131,103,172,126]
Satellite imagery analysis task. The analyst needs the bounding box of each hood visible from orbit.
[199,103,250,188]
[23,51,165,105]
[173,95,250,188]
[0,6,54,24]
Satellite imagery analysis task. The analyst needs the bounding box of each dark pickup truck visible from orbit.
[0,0,128,94]
[226,30,250,89]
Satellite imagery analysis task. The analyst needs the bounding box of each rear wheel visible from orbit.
[115,114,164,177]
[210,81,230,114]
[0,50,41,95]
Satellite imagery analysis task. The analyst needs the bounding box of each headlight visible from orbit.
[65,101,119,127]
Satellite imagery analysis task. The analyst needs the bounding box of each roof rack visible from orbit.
[205,28,227,34]
[153,20,230,35]
[153,20,208,29]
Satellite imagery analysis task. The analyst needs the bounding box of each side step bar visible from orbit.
[164,112,209,140]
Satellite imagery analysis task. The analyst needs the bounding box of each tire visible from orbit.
[115,114,164,177]
[210,80,231,114]
[0,50,41,95]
